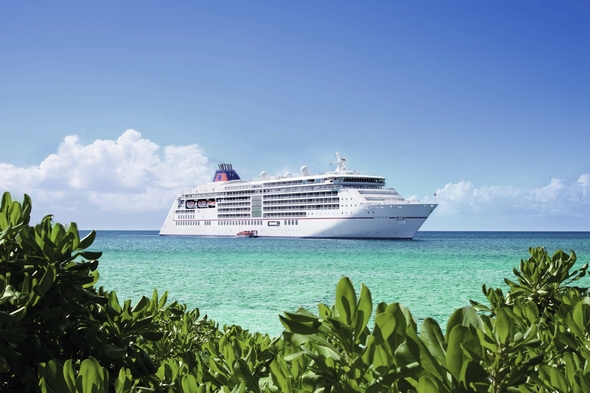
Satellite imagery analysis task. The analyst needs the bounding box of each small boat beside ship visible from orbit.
[160,153,437,239]
[236,230,258,238]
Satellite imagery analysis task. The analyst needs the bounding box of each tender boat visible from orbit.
[236,230,258,238]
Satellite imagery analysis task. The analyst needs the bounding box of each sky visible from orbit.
[1,1,589,231]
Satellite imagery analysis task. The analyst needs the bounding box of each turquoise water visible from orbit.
[88,231,590,337]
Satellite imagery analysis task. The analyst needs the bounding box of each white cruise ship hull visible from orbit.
[160,203,435,239]
[160,154,437,239]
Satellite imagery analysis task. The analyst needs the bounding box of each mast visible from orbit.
[334,152,348,173]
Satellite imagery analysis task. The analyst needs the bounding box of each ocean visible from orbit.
[87,231,590,337]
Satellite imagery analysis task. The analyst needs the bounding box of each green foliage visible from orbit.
[3,191,590,393]
[0,192,106,391]
[0,192,245,392]
[277,248,590,393]
[38,357,114,393]
[473,247,588,315]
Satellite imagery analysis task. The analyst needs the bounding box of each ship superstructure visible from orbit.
[160,153,437,239]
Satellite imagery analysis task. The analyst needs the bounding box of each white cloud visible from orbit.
[0,130,212,227]
[578,174,590,197]
[422,175,590,230]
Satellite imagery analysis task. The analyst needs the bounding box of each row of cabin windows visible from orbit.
[225,185,251,191]
[175,220,212,226]
[177,217,307,225]
[217,201,250,206]
[263,212,306,218]
[264,178,383,188]
[176,220,200,226]
[217,196,250,202]
[219,220,263,226]
[264,204,339,212]
[264,198,339,206]
[264,191,338,200]
[340,177,384,183]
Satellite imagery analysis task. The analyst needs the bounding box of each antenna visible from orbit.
[331,152,348,173]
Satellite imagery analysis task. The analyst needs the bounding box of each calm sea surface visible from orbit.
[85,231,590,337]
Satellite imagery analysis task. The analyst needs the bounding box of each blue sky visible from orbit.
[1,1,589,230]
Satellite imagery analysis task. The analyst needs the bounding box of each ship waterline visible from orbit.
[160,153,437,239]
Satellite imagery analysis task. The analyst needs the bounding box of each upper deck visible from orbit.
[191,152,386,194]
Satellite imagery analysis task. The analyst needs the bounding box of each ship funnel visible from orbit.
[213,163,241,182]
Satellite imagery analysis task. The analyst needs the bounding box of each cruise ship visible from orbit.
[160,153,437,239]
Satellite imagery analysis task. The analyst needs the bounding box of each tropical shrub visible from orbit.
[277,249,590,393]
[0,192,277,393]
[2,191,590,392]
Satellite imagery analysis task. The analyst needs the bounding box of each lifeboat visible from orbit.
[236,230,258,238]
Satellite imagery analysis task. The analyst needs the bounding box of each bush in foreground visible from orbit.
[1,191,590,392]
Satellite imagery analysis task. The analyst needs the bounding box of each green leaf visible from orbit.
[78,230,96,250]
[114,368,133,393]
[283,308,320,323]
[279,314,321,335]
[335,277,357,326]
[0,212,8,230]
[142,330,164,341]
[33,265,56,298]
[416,375,441,393]
[234,358,260,393]
[282,350,308,362]
[0,354,10,373]
[373,345,393,371]
[420,318,446,365]
[76,251,102,261]
[66,222,81,250]
[9,201,22,226]
[51,224,67,248]
[62,360,76,392]
[446,325,479,380]
[446,306,483,336]
[1,192,12,210]
[181,374,199,393]
[77,357,106,393]
[406,327,445,381]
[572,301,590,334]
[269,358,290,392]
[373,311,397,342]
[106,346,126,359]
[549,366,568,392]
[354,283,372,340]
[495,308,513,344]
[41,360,72,393]
[463,358,487,383]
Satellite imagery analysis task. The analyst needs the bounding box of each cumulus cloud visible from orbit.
[0,130,212,225]
[422,174,590,230]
